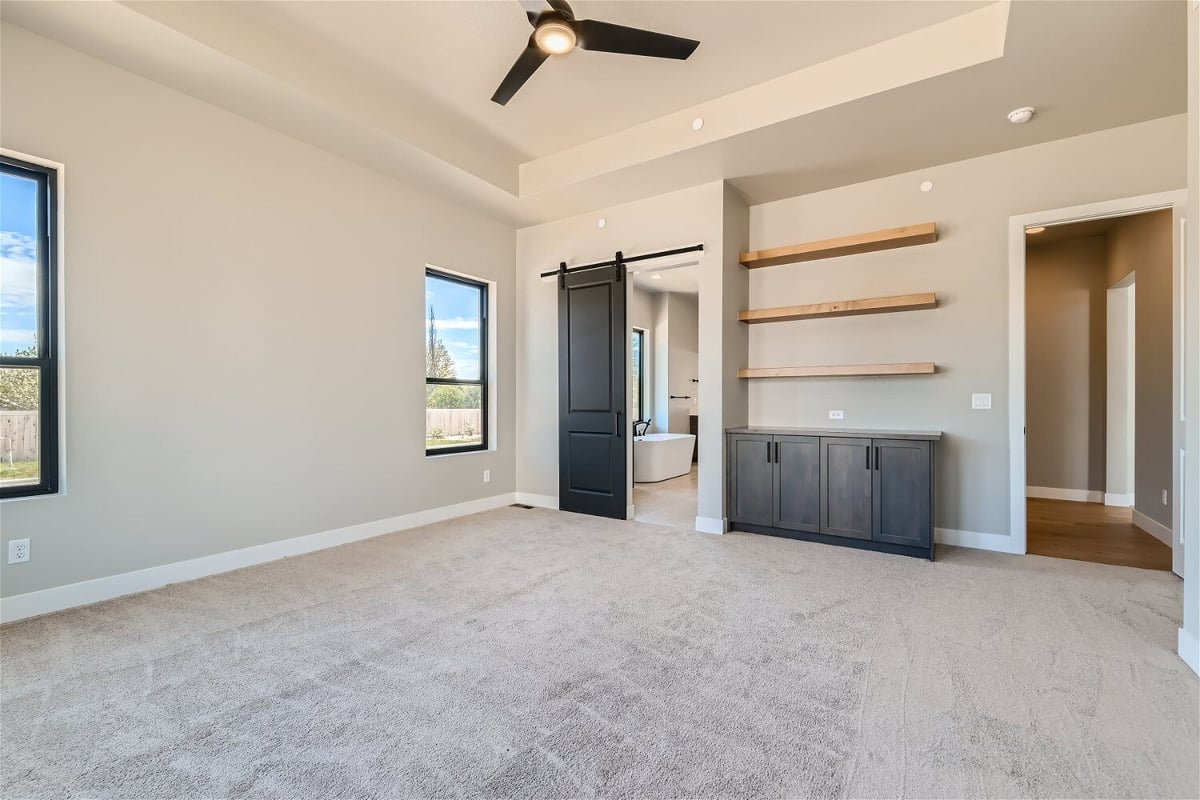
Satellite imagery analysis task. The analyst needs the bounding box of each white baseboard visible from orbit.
[935,527,1023,554]
[1104,493,1133,507]
[1026,486,1104,503]
[1179,627,1200,676]
[694,516,726,535]
[513,492,558,510]
[0,492,518,625]
[1132,510,1172,546]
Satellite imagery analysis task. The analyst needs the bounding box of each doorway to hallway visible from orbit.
[1027,497,1172,570]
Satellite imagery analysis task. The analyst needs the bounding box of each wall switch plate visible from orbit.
[1162,489,1168,506]
[483,470,491,484]
[971,393,992,410]
[828,410,844,420]
[7,538,30,564]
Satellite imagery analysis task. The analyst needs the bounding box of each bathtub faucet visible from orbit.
[633,419,652,437]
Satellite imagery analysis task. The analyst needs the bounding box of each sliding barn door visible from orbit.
[558,267,627,519]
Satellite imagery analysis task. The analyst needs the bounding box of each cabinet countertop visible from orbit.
[725,426,942,441]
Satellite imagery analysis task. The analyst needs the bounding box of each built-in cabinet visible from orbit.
[726,427,939,559]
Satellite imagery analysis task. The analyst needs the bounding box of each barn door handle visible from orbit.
[767,442,771,463]
[875,447,880,470]
[615,411,622,437]
[865,446,870,470]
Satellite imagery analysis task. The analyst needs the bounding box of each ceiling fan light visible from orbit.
[535,21,577,54]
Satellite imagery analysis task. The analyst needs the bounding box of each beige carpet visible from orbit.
[1,506,1197,799]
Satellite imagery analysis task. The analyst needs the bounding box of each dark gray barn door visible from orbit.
[558,267,627,518]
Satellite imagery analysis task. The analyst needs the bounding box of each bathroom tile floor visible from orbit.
[633,465,698,530]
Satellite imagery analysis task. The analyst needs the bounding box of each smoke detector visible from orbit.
[1007,106,1036,124]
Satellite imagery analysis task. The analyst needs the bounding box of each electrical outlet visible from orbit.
[828,410,844,420]
[971,393,992,410]
[7,538,30,564]
[483,470,491,484]
[1162,489,1168,506]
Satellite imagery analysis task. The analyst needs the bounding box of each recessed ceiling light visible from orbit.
[1007,106,1036,124]
[1026,226,1046,234]
[597,218,606,229]
[651,274,663,280]
[534,21,577,55]
[919,180,934,193]
[691,117,704,131]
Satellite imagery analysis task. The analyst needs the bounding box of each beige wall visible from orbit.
[747,115,1187,537]
[0,25,517,598]
[1106,210,1175,528]
[665,293,699,434]
[1025,236,1109,493]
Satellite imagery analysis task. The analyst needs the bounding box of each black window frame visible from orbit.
[631,327,647,423]
[0,155,59,499]
[425,268,488,457]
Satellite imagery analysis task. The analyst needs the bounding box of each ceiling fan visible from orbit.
[491,0,700,105]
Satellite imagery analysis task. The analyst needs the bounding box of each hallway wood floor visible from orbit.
[1027,498,1173,571]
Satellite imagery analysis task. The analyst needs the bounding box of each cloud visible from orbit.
[0,231,36,312]
[0,328,36,349]
[427,317,480,331]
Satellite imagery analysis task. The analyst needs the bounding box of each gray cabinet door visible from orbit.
[727,434,774,526]
[872,439,932,547]
[774,435,820,532]
[820,437,873,540]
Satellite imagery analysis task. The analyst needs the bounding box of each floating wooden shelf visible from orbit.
[738,363,937,379]
[739,223,938,269]
[739,292,937,324]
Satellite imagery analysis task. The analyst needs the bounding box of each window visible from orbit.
[1,156,58,498]
[631,328,646,422]
[425,269,487,455]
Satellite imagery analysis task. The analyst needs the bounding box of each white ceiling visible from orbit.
[631,263,700,296]
[234,0,988,159]
[0,0,1187,225]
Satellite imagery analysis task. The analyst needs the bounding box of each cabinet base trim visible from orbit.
[731,522,933,560]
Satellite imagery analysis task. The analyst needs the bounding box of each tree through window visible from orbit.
[425,270,487,454]
[1,155,59,498]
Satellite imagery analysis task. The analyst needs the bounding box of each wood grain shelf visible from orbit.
[738,363,937,379]
[739,223,938,269]
[739,292,937,324]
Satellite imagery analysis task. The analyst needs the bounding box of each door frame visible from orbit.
[1008,189,1187,565]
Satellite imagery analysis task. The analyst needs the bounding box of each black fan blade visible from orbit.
[517,0,549,24]
[546,0,574,18]
[491,40,550,105]
[576,19,699,60]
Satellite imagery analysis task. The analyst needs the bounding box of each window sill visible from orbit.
[425,447,493,460]
[0,488,63,503]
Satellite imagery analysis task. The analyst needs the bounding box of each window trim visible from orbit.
[631,327,647,423]
[425,268,488,457]
[0,154,59,499]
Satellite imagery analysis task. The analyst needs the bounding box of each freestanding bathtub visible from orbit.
[634,433,697,483]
